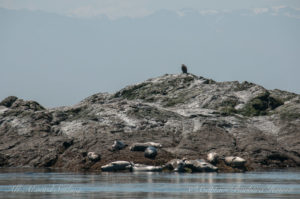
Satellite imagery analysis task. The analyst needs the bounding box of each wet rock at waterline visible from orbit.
[0,154,8,166]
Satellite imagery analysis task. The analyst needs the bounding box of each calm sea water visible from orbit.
[0,168,299,199]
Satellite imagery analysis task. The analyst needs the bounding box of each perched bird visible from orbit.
[181,64,188,74]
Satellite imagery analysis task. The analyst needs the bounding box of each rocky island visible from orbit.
[0,73,300,173]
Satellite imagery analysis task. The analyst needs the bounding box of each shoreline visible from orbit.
[0,166,299,174]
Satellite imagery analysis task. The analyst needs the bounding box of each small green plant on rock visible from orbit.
[238,92,283,116]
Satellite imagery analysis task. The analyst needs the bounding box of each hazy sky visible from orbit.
[0,0,300,19]
[1,0,300,18]
[1,0,300,107]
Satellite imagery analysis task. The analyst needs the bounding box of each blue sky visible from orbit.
[1,1,300,107]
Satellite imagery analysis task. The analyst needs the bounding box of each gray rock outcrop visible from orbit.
[0,73,299,172]
[0,96,18,107]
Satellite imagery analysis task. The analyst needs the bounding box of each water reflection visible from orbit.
[0,168,300,199]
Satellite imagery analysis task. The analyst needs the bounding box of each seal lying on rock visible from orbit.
[184,159,218,172]
[101,161,133,172]
[111,140,127,151]
[225,156,246,167]
[132,164,162,172]
[165,158,218,172]
[130,142,162,151]
[87,152,101,162]
[144,146,157,159]
[207,152,219,164]
[164,159,186,172]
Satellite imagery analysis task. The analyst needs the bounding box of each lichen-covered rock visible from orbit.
[225,156,246,167]
[130,142,162,151]
[144,146,157,159]
[87,152,101,162]
[101,161,133,172]
[10,99,45,111]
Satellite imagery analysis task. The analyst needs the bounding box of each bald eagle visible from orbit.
[181,64,188,74]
